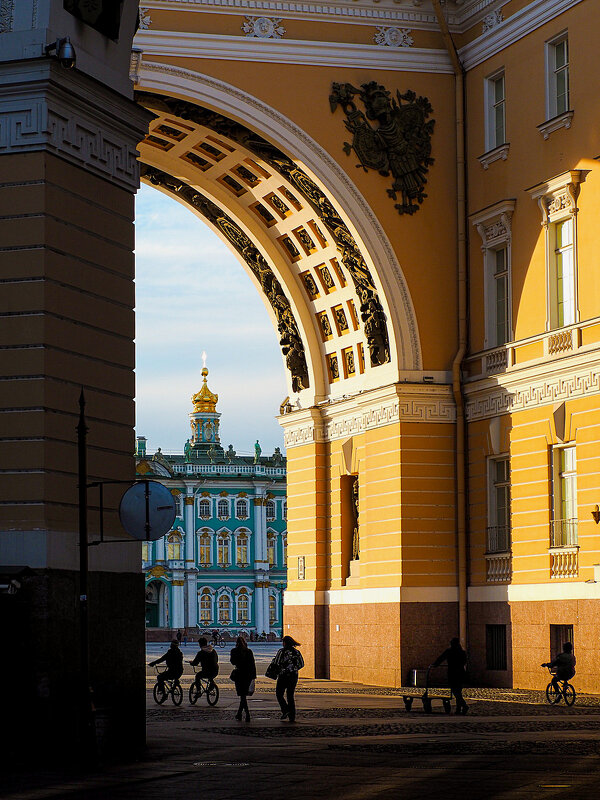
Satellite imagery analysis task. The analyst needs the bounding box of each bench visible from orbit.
[402,666,452,714]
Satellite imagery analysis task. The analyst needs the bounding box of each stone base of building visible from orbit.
[1,568,145,765]
[285,595,600,693]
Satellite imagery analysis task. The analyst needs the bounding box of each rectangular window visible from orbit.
[142,542,150,562]
[486,624,507,670]
[487,457,511,553]
[492,247,509,347]
[553,218,575,327]
[550,624,573,660]
[547,35,570,118]
[486,72,505,150]
[551,446,578,547]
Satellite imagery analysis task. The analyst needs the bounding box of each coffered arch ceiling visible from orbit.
[136,69,421,406]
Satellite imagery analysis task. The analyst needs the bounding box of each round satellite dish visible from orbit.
[119,480,176,541]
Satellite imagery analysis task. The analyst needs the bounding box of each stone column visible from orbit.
[184,496,195,563]
[171,579,185,629]
[254,583,265,634]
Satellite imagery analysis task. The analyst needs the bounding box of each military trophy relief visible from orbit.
[329,81,435,217]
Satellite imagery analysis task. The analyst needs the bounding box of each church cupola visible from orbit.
[189,364,222,451]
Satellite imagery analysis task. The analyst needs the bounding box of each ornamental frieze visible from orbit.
[329,81,434,217]
[136,93,390,368]
[140,164,310,393]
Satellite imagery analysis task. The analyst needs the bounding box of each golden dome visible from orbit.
[191,367,218,413]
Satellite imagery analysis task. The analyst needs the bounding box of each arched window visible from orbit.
[282,535,287,564]
[167,532,182,560]
[282,500,287,520]
[236,498,248,519]
[217,499,229,519]
[199,588,213,623]
[237,589,249,623]
[218,594,231,624]
[269,593,277,624]
[198,530,212,566]
[218,533,231,566]
[173,493,182,516]
[236,532,249,566]
[198,498,211,519]
[267,534,276,567]
[266,500,276,521]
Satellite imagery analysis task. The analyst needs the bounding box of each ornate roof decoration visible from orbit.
[242,16,286,38]
[192,367,219,413]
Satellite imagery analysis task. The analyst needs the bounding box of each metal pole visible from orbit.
[77,390,95,761]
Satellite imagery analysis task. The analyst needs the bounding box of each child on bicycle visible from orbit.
[189,636,219,689]
[150,639,184,688]
[542,641,576,693]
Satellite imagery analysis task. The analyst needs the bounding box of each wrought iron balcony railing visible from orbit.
[486,525,511,554]
[550,518,578,548]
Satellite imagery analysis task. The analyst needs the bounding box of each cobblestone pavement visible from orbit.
[5,663,600,800]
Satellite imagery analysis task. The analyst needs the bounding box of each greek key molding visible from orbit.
[0,67,151,193]
[281,383,455,447]
[465,361,600,422]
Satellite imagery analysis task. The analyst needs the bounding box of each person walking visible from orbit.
[230,636,256,722]
[176,629,182,644]
[432,637,468,715]
[274,635,304,723]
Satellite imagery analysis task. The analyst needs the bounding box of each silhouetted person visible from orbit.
[189,636,219,690]
[432,637,468,715]
[230,636,256,722]
[176,629,182,643]
[274,635,304,723]
[150,639,183,689]
[542,641,576,693]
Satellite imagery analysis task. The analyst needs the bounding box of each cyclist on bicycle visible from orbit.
[212,628,220,646]
[189,636,219,690]
[542,641,576,693]
[150,639,184,689]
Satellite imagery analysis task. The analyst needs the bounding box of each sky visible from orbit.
[134,183,287,457]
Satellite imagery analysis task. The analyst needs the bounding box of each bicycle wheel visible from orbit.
[563,683,576,706]
[153,682,168,705]
[206,682,219,706]
[546,681,561,704]
[172,682,183,706]
[189,682,200,705]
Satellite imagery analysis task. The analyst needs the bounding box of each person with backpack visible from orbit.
[273,636,304,723]
[189,636,219,692]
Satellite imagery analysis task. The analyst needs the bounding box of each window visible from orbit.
[173,493,182,516]
[198,530,211,566]
[236,498,248,519]
[142,542,150,562]
[167,533,182,560]
[552,218,575,328]
[269,593,277,625]
[282,500,287,521]
[551,446,578,547]
[236,532,249,566]
[471,201,514,354]
[487,457,511,553]
[198,498,211,519]
[200,589,213,623]
[267,534,276,567]
[218,594,231,624]
[282,535,287,564]
[217,499,229,519]
[486,624,507,670]
[550,623,573,660]
[485,71,505,151]
[547,34,569,119]
[217,533,231,566]
[266,500,276,521]
[237,589,249,623]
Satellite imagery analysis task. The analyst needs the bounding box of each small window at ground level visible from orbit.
[550,624,573,660]
[486,624,507,670]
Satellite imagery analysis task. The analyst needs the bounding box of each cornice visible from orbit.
[458,0,585,71]
[464,349,600,422]
[279,382,455,447]
[134,30,453,72]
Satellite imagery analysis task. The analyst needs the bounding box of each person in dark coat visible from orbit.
[189,636,219,691]
[432,637,468,715]
[274,635,304,723]
[150,639,184,690]
[230,636,256,721]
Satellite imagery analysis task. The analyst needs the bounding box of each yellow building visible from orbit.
[2,0,600,758]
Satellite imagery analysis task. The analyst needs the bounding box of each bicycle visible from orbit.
[542,664,576,706]
[188,666,220,706]
[152,666,183,706]
[211,636,226,648]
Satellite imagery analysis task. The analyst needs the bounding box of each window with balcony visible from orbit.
[487,457,511,554]
[551,445,578,548]
[200,588,213,623]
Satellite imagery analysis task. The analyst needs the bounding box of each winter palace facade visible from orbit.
[136,368,287,637]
